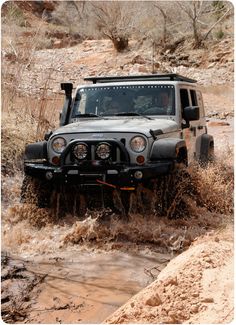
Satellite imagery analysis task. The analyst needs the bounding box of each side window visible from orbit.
[196,90,205,117]
[180,89,189,111]
[190,89,198,106]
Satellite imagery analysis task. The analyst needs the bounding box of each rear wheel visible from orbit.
[200,137,215,165]
[159,168,191,218]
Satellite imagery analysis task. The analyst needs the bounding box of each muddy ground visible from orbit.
[1,109,234,324]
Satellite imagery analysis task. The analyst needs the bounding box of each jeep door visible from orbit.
[180,87,206,162]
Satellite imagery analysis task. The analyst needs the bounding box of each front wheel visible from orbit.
[157,168,191,218]
[21,175,52,207]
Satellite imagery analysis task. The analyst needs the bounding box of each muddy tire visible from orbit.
[156,168,191,218]
[21,176,52,208]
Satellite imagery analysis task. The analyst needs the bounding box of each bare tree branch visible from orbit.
[203,7,233,41]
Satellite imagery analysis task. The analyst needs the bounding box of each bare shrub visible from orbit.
[89,1,136,52]
[1,90,59,175]
[177,1,233,48]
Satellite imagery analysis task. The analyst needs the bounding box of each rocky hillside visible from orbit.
[1,1,234,127]
[2,1,234,95]
[3,36,234,96]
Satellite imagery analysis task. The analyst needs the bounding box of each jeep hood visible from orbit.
[54,118,179,137]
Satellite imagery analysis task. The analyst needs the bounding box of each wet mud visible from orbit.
[1,250,170,324]
[26,250,170,324]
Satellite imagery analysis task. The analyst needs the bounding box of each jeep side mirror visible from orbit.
[183,106,200,121]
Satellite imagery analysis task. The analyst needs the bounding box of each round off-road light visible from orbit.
[130,136,147,153]
[134,170,143,180]
[96,143,111,160]
[73,143,88,160]
[51,137,67,153]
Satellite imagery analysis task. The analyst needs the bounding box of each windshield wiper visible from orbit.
[114,112,153,120]
[78,113,100,118]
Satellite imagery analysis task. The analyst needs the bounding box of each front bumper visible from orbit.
[24,160,175,188]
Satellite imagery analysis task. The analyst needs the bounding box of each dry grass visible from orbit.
[1,10,63,175]
[1,90,61,175]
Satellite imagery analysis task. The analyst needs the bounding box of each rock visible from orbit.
[164,276,178,286]
[207,62,216,68]
[178,54,189,60]
[138,66,149,73]
[145,293,162,306]
[190,304,199,313]
[131,55,146,65]
[207,121,230,126]
[201,297,214,303]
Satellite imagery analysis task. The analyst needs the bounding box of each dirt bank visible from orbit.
[105,225,234,324]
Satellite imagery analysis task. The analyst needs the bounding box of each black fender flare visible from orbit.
[150,138,187,162]
[24,141,48,161]
[199,134,214,161]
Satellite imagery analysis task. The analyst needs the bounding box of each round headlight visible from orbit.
[51,137,67,153]
[96,143,111,159]
[73,143,88,160]
[130,136,147,153]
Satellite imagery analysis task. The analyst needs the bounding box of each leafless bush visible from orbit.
[1,8,63,175]
[52,1,136,51]
[2,54,59,175]
[90,1,136,51]
[176,1,233,48]
[1,84,60,175]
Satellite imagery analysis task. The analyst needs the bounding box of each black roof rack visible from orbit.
[84,73,197,84]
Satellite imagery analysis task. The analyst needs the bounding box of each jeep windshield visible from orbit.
[71,84,175,118]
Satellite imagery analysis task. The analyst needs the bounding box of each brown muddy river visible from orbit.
[8,249,170,323]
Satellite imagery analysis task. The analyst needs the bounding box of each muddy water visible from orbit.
[20,249,169,323]
[207,117,234,152]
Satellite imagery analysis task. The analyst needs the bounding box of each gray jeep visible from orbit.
[22,74,214,214]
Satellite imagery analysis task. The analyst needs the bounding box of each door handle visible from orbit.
[190,126,196,136]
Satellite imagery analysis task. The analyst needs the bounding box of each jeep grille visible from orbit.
[60,139,130,166]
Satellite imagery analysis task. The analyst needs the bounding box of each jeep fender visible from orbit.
[150,138,187,161]
[24,141,47,161]
[197,134,214,161]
